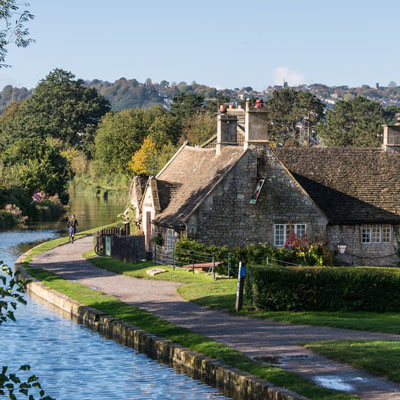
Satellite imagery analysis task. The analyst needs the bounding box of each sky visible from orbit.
[1,0,399,91]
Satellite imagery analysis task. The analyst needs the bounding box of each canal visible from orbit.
[0,193,232,400]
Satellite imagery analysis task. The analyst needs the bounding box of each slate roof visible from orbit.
[152,145,246,228]
[274,147,400,224]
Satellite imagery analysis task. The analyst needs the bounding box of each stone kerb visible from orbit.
[15,253,308,400]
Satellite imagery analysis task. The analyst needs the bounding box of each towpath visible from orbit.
[30,236,400,400]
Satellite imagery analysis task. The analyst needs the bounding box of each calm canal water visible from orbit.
[0,193,232,400]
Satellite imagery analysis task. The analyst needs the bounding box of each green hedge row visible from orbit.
[245,265,400,312]
[174,237,333,276]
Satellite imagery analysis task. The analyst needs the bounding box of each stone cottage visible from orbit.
[130,103,400,266]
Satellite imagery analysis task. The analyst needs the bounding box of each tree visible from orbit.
[179,113,216,145]
[0,69,111,155]
[0,264,54,399]
[94,106,181,175]
[170,92,205,119]
[0,1,34,68]
[265,89,324,144]
[1,137,71,195]
[318,96,385,147]
[128,137,177,176]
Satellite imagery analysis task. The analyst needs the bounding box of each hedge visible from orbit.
[174,237,333,276]
[245,265,400,312]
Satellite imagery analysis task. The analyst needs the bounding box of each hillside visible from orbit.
[2,78,400,114]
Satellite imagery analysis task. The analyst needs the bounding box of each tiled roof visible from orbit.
[153,145,246,228]
[274,147,400,224]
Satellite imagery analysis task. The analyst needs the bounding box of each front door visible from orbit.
[145,211,151,251]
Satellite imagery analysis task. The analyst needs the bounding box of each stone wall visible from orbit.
[187,145,328,247]
[328,224,400,266]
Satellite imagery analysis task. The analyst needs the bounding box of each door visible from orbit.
[145,211,151,251]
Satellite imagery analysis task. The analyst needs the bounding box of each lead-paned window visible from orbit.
[382,225,391,243]
[361,226,371,243]
[371,225,381,243]
[295,224,306,238]
[274,224,286,247]
[166,229,176,253]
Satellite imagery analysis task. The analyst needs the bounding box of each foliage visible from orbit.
[128,137,177,176]
[318,96,386,147]
[170,92,205,119]
[0,0,34,68]
[0,69,111,155]
[0,137,72,196]
[94,106,181,176]
[174,237,333,276]
[265,89,324,144]
[245,264,400,312]
[179,112,216,145]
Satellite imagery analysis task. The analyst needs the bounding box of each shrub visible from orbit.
[245,265,400,312]
[0,210,19,229]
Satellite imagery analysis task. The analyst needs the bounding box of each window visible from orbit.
[274,224,307,247]
[166,229,176,253]
[382,225,391,243]
[274,224,286,247]
[371,225,381,243]
[361,226,371,243]
[361,224,391,244]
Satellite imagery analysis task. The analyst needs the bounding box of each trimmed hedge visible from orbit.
[245,265,400,312]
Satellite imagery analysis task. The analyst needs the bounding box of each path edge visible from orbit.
[15,247,308,400]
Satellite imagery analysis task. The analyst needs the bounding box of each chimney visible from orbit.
[244,99,270,149]
[216,113,237,155]
[383,118,400,153]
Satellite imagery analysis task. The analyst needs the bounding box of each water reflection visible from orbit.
[0,194,232,400]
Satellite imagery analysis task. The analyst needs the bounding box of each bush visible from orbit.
[245,265,400,312]
[174,237,333,276]
[0,210,19,229]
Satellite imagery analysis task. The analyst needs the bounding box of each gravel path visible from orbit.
[30,236,400,400]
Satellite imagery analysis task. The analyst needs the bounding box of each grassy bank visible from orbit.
[89,257,400,334]
[20,239,358,400]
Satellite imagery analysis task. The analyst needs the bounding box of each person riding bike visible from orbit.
[67,214,78,243]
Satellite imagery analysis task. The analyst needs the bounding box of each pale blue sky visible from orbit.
[1,0,399,91]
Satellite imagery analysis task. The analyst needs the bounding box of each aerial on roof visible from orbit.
[153,144,246,228]
[274,147,400,224]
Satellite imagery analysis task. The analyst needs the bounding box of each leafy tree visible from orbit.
[170,92,205,118]
[179,112,216,145]
[1,138,71,195]
[94,106,181,175]
[0,0,34,68]
[265,89,324,144]
[0,69,111,155]
[128,137,177,176]
[318,96,385,147]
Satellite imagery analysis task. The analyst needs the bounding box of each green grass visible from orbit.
[89,257,400,334]
[89,257,238,310]
[305,340,400,384]
[23,264,357,400]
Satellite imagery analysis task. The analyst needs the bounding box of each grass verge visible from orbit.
[305,340,400,384]
[21,242,358,399]
[90,257,400,334]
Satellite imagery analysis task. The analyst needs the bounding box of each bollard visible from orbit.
[235,262,246,312]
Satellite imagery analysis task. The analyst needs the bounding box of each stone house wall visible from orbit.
[187,146,328,247]
[327,224,400,266]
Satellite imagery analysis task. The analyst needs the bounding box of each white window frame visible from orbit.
[382,224,392,243]
[361,225,371,243]
[361,224,392,244]
[371,224,381,243]
[274,223,307,247]
[166,229,176,253]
